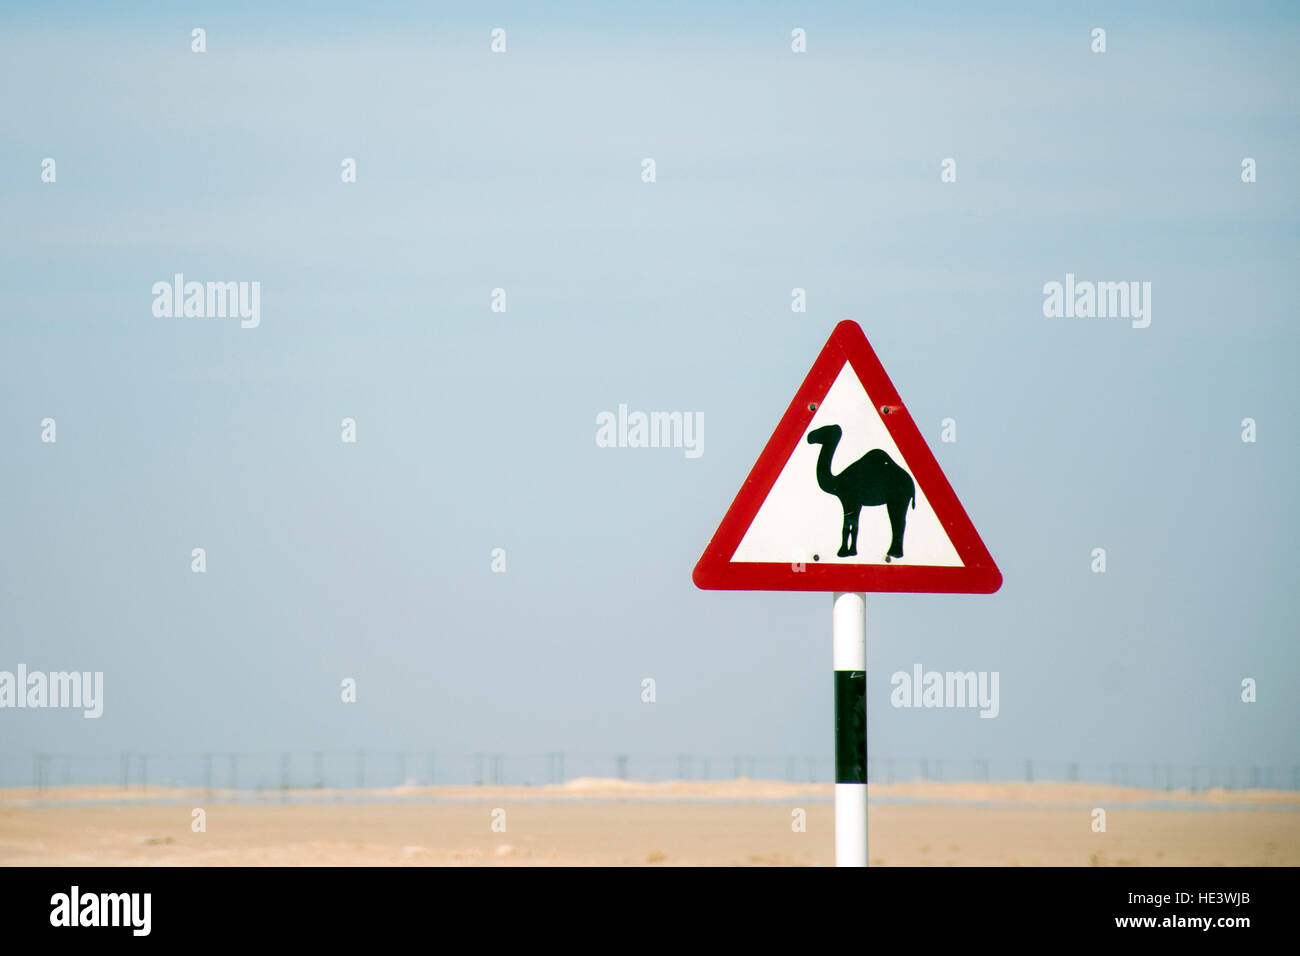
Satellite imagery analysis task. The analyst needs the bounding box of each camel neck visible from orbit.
[814,441,839,493]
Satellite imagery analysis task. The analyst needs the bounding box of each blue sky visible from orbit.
[1,3,1296,784]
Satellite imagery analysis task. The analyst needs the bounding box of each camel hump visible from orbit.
[862,448,896,467]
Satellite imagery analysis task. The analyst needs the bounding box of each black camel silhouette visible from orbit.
[806,424,915,560]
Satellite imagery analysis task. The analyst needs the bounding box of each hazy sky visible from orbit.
[2,2,1297,785]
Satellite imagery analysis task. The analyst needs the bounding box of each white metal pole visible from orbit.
[833,591,867,867]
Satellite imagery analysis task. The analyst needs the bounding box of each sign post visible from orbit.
[693,320,1001,866]
[833,591,867,866]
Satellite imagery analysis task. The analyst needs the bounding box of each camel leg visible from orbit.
[839,510,858,558]
[885,499,908,559]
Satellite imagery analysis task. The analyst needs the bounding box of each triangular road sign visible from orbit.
[693,320,1001,593]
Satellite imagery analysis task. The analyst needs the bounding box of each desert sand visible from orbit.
[2,780,1296,866]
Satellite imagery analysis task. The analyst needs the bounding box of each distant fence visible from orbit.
[5,752,1298,793]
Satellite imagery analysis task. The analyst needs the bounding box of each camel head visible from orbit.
[806,424,842,446]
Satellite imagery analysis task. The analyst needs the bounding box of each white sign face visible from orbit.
[731,363,964,568]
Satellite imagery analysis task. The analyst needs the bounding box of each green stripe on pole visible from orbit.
[835,670,866,784]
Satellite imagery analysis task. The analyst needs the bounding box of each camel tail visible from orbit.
[910,487,915,510]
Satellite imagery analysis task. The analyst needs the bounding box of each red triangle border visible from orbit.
[692,320,1002,593]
